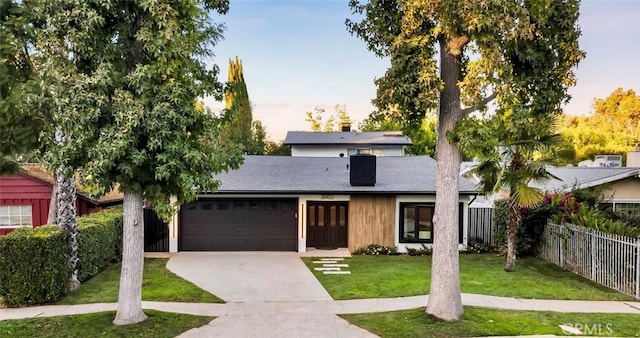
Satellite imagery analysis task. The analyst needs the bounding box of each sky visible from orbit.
[203,0,640,141]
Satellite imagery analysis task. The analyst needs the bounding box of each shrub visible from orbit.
[77,208,124,282]
[353,243,398,255]
[465,237,494,254]
[0,226,72,307]
[405,244,432,256]
[493,199,549,257]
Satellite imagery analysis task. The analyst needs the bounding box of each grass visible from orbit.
[341,307,640,337]
[58,258,223,304]
[0,310,214,338]
[302,254,633,300]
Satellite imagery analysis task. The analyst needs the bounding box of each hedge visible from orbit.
[77,208,123,282]
[0,208,123,307]
[0,226,71,307]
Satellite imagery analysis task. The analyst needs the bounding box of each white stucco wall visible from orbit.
[291,145,405,157]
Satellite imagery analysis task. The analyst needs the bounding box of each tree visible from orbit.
[591,88,640,142]
[347,0,583,320]
[559,88,639,163]
[0,0,40,174]
[219,57,255,153]
[305,104,354,131]
[459,106,561,271]
[264,140,291,156]
[26,0,240,325]
[360,110,437,156]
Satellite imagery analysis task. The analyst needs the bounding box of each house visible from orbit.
[535,166,640,217]
[0,164,123,235]
[283,131,412,157]
[166,155,477,253]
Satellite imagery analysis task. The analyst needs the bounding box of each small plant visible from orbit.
[405,244,432,256]
[465,237,493,254]
[353,243,398,255]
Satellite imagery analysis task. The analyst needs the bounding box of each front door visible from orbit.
[307,202,348,249]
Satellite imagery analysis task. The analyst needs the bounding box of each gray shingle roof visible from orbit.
[283,131,412,146]
[211,156,477,194]
[533,166,640,192]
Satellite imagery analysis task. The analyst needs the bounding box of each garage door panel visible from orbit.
[180,199,297,251]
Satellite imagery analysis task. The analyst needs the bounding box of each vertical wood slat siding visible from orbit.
[348,195,395,252]
[540,222,640,300]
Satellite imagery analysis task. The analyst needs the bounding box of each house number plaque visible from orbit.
[321,195,334,199]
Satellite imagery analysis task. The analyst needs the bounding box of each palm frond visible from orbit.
[511,183,544,207]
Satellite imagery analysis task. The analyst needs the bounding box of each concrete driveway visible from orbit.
[167,252,333,303]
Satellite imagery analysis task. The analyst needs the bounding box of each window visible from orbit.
[0,205,33,228]
[399,202,464,244]
[613,202,640,218]
[347,148,372,156]
[400,203,434,243]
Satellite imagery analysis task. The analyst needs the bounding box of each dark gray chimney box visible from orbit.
[350,155,376,186]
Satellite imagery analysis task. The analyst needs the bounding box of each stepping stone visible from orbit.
[322,264,348,267]
[314,267,340,271]
[323,271,351,274]
[320,258,344,261]
[313,260,337,264]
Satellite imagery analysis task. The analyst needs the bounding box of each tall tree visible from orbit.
[219,57,266,154]
[26,0,240,325]
[347,0,583,320]
[0,0,40,174]
[305,104,354,132]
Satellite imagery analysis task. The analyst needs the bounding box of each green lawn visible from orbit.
[58,258,223,304]
[342,307,640,337]
[0,310,213,338]
[302,254,633,300]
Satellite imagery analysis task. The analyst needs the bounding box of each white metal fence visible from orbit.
[468,207,496,245]
[540,222,640,299]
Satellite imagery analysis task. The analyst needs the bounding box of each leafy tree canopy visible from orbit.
[305,104,353,132]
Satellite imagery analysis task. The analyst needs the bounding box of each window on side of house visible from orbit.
[347,148,372,156]
[614,202,640,218]
[400,203,434,243]
[0,205,33,228]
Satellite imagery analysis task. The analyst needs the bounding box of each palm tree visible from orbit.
[470,108,564,271]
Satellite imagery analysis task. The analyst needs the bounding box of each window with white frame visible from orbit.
[0,205,33,228]
[614,202,640,218]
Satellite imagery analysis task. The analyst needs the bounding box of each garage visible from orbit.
[180,198,298,251]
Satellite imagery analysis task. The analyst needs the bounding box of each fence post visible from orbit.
[636,239,640,299]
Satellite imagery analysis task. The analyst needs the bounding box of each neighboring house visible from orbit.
[166,155,477,253]
[534,166,640,218]
[283,131,412,157]
[0,164,123,235]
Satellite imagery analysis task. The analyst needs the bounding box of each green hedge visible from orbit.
[77,208,124,282]
[0,208,123,307]
[0,226,71,307]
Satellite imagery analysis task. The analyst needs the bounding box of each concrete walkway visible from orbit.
[1,251,639,337]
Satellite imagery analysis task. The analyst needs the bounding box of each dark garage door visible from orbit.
[180,198,298,251]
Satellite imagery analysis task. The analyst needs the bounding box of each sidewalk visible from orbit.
[2,293,639,321]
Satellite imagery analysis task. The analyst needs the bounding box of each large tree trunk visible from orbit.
[47,171,58,224]
[55,166,80,292]
[426,36,464,321]
[113,191,147,325]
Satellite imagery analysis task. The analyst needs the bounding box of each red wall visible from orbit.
[0,174,101,235]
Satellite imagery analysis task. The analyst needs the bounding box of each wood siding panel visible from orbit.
[348,195,395,252]
[0,175,53,200]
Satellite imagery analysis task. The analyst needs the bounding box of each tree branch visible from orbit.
[461,91,498,116]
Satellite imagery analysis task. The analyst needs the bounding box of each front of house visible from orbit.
[166,155,476,253]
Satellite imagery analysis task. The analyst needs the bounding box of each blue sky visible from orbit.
[203,0,640,141]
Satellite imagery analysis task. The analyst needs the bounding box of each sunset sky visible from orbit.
[203,0,640,141]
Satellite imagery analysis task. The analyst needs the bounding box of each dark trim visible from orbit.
[398,202,465,244]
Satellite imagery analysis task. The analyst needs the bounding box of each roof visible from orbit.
[532,166,640,192]
[210,156,477,194]
[283,131,413,146]
[18,164,123,204]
